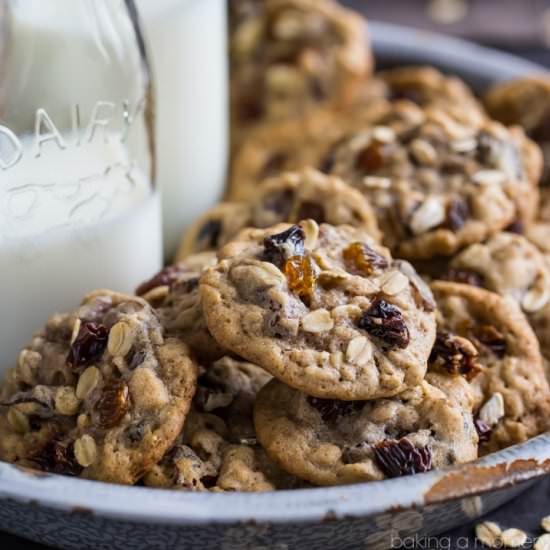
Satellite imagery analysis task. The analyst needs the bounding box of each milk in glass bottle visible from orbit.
[0,0,161,372]
[137,0,228,258]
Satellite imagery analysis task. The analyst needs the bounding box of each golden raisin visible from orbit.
[343,242,388,275]
[93,380,130,429]
[283,255,316,304]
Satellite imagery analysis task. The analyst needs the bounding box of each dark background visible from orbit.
[3,1,550,548]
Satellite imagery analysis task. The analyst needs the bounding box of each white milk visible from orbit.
[1,1,142,133]
[137,0,229,258]
[0,134,162,371]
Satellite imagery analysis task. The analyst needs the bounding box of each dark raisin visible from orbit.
[201,475,219,489]
[429,331,480,381]
[93,380,130,429]
[197,220,222,249]
[505,220,524,234]
[446,198,469,232]
[373,438,432,478]
[136,265,185,296]
[29,438,82,477]
[66,322,108,368]
[343,242,389,275]
[474,417,492,443]
[262,189,293,218]
[472,324,507,358]
[355,140,393,173]
[263,224,305,266]
[441,268,485,288]
[307,396,363,423]
[357,299,410,350]
[261,151,288,178]
[296,201,325,223]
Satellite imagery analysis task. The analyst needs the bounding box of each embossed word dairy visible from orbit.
[0,99,145,170]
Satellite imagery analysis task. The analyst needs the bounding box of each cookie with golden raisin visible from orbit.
[200,221,436,400]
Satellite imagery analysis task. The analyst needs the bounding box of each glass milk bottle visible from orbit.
[0,0,162,372]
[136,0,228,259]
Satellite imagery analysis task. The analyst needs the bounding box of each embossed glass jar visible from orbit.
[0,0,161,371]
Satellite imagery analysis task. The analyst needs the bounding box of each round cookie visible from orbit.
[144,356,299,492]
[230,0,372,146]
[430,281,550,453]
[180,169,381,259]
[484,76,550,185]
[200,221,437,400]
[328,101,542,258]
[254,377,478,486]
[0,290,198,484]
[137,253,225,362]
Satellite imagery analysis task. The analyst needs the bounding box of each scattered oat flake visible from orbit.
[536,533,550,550]
[475,521,502,547]
[501,527,527,548]
[541,515,550,533]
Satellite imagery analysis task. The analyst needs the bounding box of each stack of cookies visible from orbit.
[1,0,550,491]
